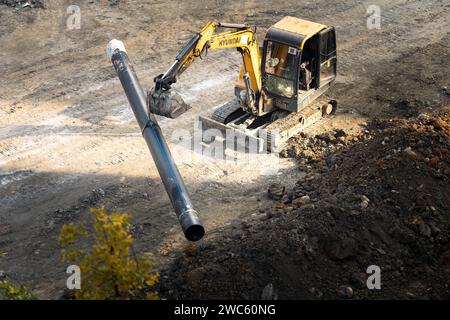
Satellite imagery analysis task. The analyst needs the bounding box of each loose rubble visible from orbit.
[0,0,45,8]
[161,111,450,299]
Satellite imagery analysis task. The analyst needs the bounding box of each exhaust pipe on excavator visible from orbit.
[106,39,204,241]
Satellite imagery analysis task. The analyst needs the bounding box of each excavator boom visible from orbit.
[148,21,262,118]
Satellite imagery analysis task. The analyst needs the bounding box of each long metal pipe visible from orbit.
[106,39,204,241]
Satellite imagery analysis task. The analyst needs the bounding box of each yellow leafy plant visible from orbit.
[59,207,159,300]
[0,252,36,300]
[0,279,36,300]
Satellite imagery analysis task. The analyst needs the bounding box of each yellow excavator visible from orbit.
[148,16,337,151]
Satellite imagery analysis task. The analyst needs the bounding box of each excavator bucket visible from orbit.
[147,88,191,119]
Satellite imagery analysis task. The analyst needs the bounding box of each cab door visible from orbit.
[318,27,337,87]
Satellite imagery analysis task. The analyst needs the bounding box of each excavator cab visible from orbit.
[259,16,337,113]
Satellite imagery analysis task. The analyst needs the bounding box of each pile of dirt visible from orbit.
[160,111,450,299]
[279,128,366,166]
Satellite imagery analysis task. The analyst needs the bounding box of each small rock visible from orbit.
[309,287,323,298]
[334,129,346,139]
[337,286,353,299]
[403,147,417,157]
[285,206,294,212]
[428,222,441,234]
[268,184,285,200]
[350,272,367,289]
[429,156,439,168]
[292,195,311,206]
[419,223,431,237]
[360,200,369,209]
[360,195,370,209]
[0,223,11,236]
[0,270,5,280]
[440,249,450,265]
[47,219,55,229]
[432,117,445,131]
[281,194,291,204]
[261,283,278,300]
[275,202,284,209]
[186,267,205,289]
[417,113,427,121]
[324,237,358,261]
[267,210,281,219]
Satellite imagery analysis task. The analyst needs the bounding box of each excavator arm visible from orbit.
[148,21,262,118]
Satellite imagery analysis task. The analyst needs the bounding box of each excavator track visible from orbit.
[199,97,337,153]
[210,98,242,123]
[265,98,337,151]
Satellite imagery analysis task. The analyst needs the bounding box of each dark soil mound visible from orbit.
[160,111,450,299]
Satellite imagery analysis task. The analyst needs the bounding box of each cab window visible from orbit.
[319,27,337,82]
[265,41,298,80]
[264,41,298,98]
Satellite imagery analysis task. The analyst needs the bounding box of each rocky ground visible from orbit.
[0,0,449,299]
[161,111,450,299]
